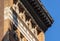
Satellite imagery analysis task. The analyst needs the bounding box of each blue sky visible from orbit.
[41,0,60,41]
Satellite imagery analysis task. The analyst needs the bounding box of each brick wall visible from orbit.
[0,0,4,41]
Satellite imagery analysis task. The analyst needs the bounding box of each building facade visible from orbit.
[3,0,54,41]
[3,0,45,41]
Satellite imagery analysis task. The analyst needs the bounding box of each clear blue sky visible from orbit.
[41,0,60,41]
